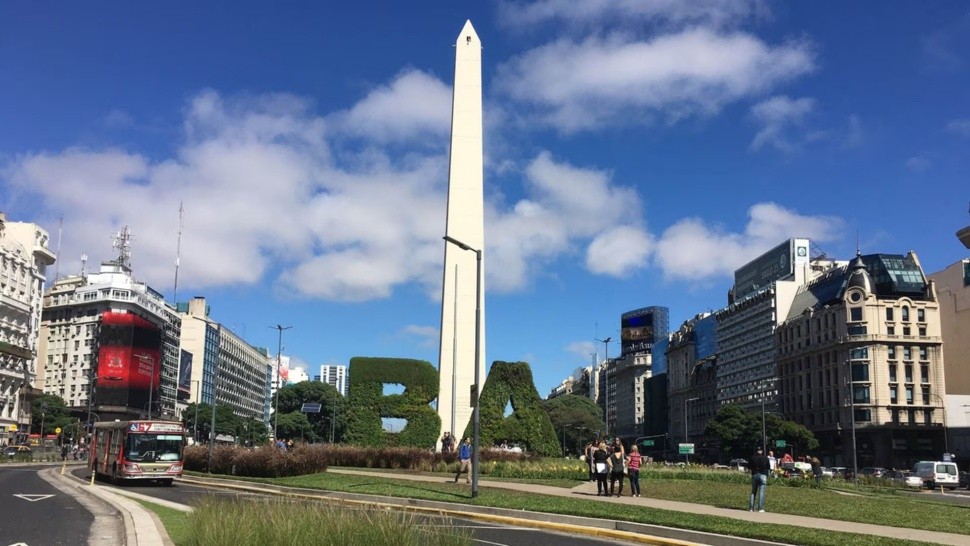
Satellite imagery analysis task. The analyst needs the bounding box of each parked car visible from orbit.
[820,466,835,478]
[729,458,748,470]
[959,471,969,490]
[780,461,813,478]
[912,461,960,490]
[828,466,849,479]
[858,467,889,478]
[4,445,32,460]
[889,470,924,488]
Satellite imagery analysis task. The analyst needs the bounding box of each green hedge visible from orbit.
[184,444,328,477]
[344,357,441,449]
[466,361,560,457]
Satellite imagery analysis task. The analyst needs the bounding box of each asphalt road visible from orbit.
[68,468,627,545]
[0,466,94,545]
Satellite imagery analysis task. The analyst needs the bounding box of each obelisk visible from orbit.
[437,20,485,448]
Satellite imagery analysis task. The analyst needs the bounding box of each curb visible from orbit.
[49,467,173,546]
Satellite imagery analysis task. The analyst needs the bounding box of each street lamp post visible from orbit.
[442,235,482,499]
[761,397,767,453]
[926,392,949,456]
[846,373,858,483]
[684,397,699,464]
[271,324,293,442]
[191,380,201,443]
[595,337,612,434]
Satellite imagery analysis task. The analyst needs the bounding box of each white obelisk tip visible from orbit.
[457,20,480,46]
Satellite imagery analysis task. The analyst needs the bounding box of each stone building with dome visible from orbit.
[776,251,946,469]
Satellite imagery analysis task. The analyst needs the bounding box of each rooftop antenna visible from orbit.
[53,216,63,280]
[80,254,88,276]
[110,226,133,270]
[173,202,184,306]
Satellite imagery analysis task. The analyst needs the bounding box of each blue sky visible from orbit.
[2,1,968,397]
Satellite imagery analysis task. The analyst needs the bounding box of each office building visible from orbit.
[0,214,56,444]
[778,251,946,468]
[667,313,718,461]
[320,364,347,397]
[38,227,178,421]
[928,258,970,461]
[179,297,272,425]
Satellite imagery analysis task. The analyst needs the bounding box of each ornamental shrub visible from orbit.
[344,357,441,449]
[467,361,560,457]
[183,444,328,477]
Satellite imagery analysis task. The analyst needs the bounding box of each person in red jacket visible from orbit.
[627,445,643,497]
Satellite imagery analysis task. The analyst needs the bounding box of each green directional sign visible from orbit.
[678,443,695,455]
[775,440,787,448]
[641,440,655,447]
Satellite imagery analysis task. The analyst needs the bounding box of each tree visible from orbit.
[275,411,312,442]
[705,404,761,460]
[542,395,606,456]
[274,381,347,443]
[182,403,241,443]
[706,404,819,461]
[31,394,75,437]
[236,416,269,446]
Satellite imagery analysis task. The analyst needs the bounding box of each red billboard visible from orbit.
[96,312,162,412]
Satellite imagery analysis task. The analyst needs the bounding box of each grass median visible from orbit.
[186,470,954,546]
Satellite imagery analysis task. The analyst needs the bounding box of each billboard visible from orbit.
[733,240,794,299]
[620,307,668,356]
[95,312,162,412]
[177,349,193,401]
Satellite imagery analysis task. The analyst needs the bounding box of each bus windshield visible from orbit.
[124,434,183,462]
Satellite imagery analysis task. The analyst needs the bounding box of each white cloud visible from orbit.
[946,118,970,137]
[400,324,439,348]
[566,340,596,361]
[905,155,931,172]
[498,0,766,31]
[329,69,452,144]
[654,203,842,281]
[495,29,815,132]
[749,95,815,152]
[586,226,652,276]
[487,152,647,290]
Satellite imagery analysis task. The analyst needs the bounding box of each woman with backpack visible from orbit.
[592,442,610,496]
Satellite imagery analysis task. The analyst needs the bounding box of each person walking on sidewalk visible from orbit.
[584,442,595,482]
[455,437,472,484]
[592,442,610,496]
[627,445,642,497]
[748,447,770,512]
[608,446,626,497]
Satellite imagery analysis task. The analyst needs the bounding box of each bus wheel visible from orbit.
[160,479,174,487]
[91,461,98,481]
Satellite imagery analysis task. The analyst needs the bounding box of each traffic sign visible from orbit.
[301,403,322,413]
[55,428,61,434]
[775,440,787,448]
[641,440,655,447]
[8,425,16,432]
[678,443,695,455]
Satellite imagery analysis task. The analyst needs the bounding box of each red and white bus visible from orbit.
[90,420,185,485]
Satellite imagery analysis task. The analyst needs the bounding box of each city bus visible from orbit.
[89,420,185,485]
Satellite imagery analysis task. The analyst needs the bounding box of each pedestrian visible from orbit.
[611,437,625,458]
[583,442,595,482]
[593,442,610,496]
[748,447,770,512]
[441,431,452,452]
[627,445,642,497]
[60,444,69,461]
[608,445,625,497]
[811,456,823,486]
[767,450,777,475]
[454,437,472,484]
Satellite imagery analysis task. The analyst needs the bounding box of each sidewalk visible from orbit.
[327,468,969,546]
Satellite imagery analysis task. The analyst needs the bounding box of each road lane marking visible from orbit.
[13,493,55,502]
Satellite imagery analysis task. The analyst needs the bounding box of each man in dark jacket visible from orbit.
[748,447,770,512]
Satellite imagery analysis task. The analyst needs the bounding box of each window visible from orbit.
[853,385,870,404]
[848,325,868,336]
[921,386,930,405]
[908,409,916,425]
[888,346,896,360]
[851,363,869,382]
[905,386,913,404]
[901,307,910,322]
[917,308,925,322]
[921,364,929,383]
[905,365,913,383]
[918,327,926,336]
[854,408,872,422]
[903,347,912,360]
[890,385,898,404]
[850,307,863,321]
[886,308,894,321]
[850,347,869,359]
[919,347,928,360]
[889,364,897,382]
[903,326,911,336]
[887,326,895,335]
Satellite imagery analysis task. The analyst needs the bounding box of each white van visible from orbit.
[912,461,960,489]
